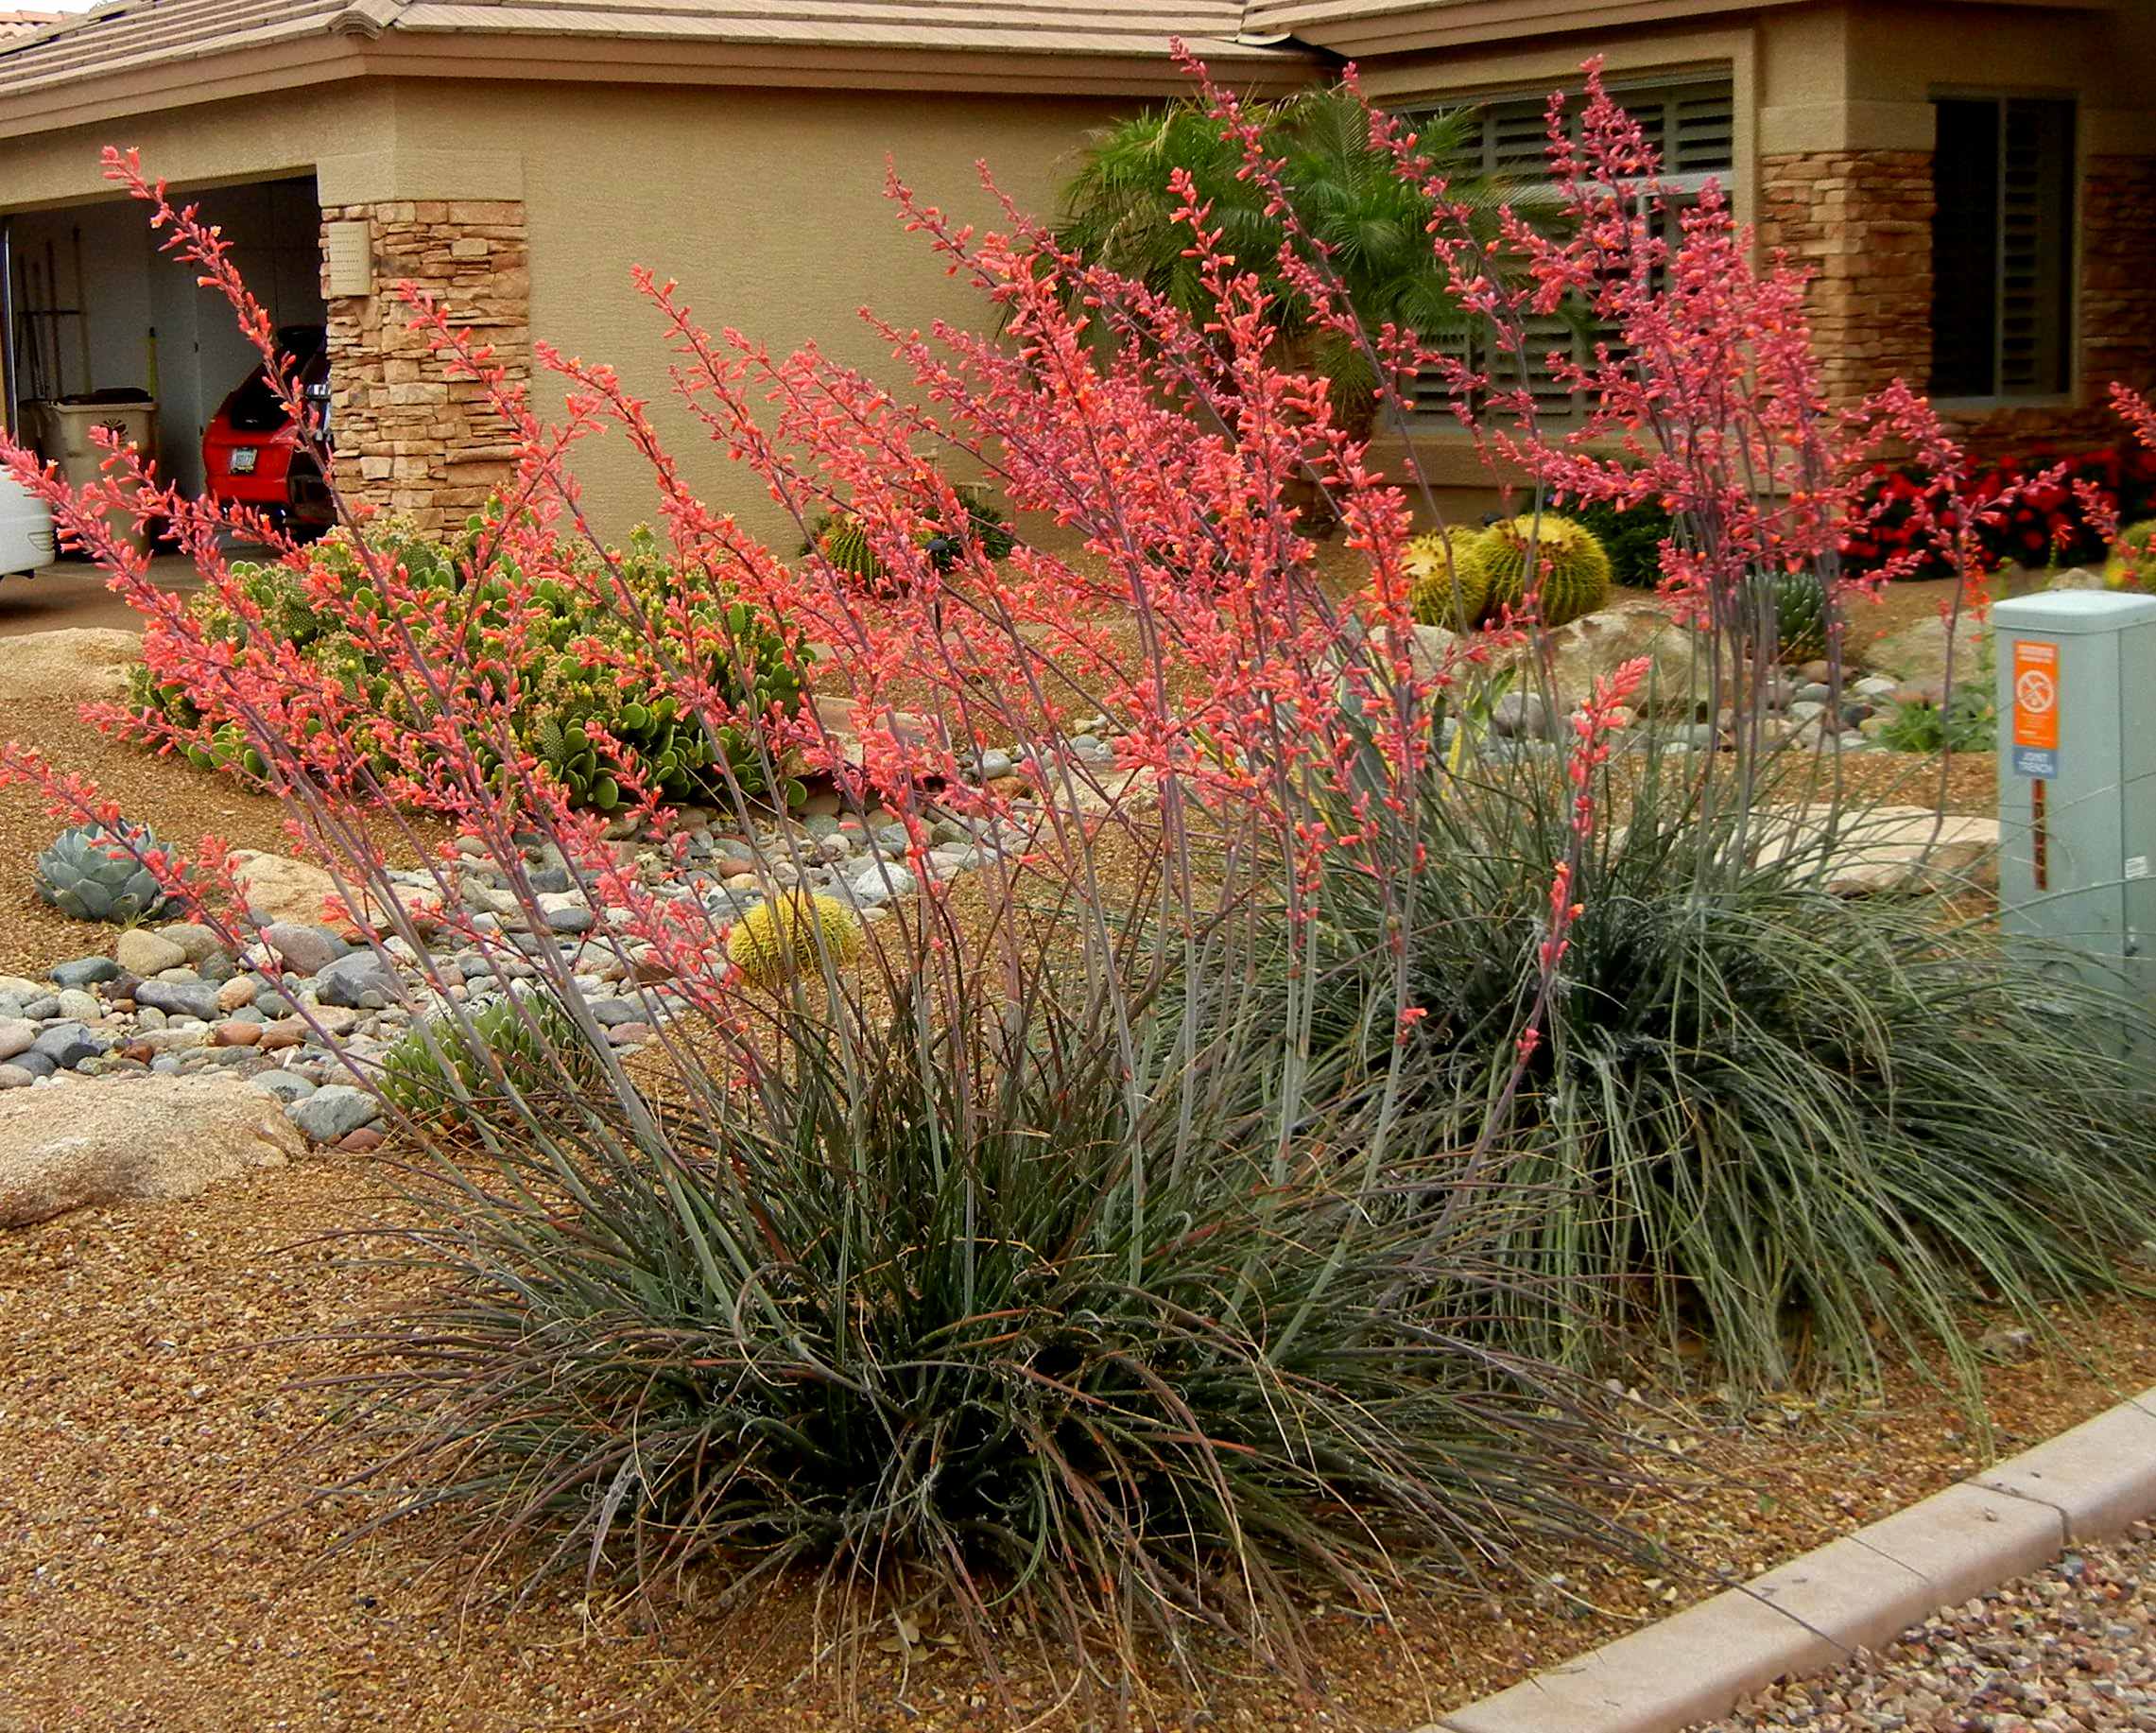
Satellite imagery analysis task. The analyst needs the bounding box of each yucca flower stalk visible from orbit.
[0,133,1651,1712]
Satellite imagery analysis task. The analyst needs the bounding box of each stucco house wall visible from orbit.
[0,75,1123,539]
[340,79,1124,538]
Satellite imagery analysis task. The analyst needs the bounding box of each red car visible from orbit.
[202,323,334,533]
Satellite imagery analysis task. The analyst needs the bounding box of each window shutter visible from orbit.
[1996,98,2075,395]
[1669,86,1735,175]
[1484,97,1551,176]
[1405,76,1734,425]
[1928,95,2074,399]
[1486,315,1586,419]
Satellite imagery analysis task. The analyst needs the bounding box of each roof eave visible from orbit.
[0,23,1318,145]
[369,26,1318,93]
[0,34,372,146]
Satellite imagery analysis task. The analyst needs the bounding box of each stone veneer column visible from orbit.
[2078,156,2156,403]
[1756,150,1936,409]
[319,199,532,534]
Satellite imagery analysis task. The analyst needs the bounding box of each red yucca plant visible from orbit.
[0,98,1656,1714]
[1,58,2150,1717]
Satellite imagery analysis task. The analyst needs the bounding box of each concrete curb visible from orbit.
[1423,1385,2156,1733]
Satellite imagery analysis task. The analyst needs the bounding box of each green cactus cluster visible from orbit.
[1742,567,1834,665]
[1469,514,1613,629]
[815,516,886,586]
[1403,529,1491,629]
[381,992,607,1127]
[1395,512,1613,632]
[801,480,1017,586]
[128,519,812,817]
[35,820,177,924]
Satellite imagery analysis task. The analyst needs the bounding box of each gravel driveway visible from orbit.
[1701,1523,2156,1730]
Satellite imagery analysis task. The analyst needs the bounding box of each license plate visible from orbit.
[228,447,258,475]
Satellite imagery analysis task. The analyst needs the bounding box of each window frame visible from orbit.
[1925,90,2080,410]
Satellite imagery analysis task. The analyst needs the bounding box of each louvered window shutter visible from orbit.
[1408,77,1735,425]
[1997,98,2075,395]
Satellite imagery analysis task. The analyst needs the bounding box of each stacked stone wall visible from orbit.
[1759,147,2156,456]
[319,199,531,532]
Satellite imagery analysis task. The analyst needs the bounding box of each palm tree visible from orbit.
[1057,86,1507,437]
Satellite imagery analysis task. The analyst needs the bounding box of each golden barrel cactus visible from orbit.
[725,892,863,987]
[1402,529,1492,629]
[1466,513,1613,629]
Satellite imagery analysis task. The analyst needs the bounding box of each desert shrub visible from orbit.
[1565,494,1677,588]
[128,517,811,812]
[1232,738,2156,1394]
[339,912,1630,1690]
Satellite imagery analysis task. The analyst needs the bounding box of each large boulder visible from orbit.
[6,628,143,700]
[229,849,341,928]
[1495,597,1708,717]
[1748,805,1999,894]
[0,1073,304,1228]
[1863,609,1989,691]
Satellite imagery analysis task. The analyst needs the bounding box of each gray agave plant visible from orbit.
[34,821,176,924]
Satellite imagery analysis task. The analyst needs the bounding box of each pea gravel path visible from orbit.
[1699,1522,2156,1731]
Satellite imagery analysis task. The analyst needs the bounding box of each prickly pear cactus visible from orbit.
[34,821,175,924]
[1465,514,1613,629]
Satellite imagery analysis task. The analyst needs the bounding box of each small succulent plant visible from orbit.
[725,892,862,988]
[34,820,176,924]
[1465,513,1613,629]
[381,992,606,1125]
[815,517,885,587]
[1742,567,1834,665]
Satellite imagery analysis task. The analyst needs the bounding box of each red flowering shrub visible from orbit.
[1843,442,2156,581]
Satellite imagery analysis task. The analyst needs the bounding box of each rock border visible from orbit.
[1424,1386,2156,1733]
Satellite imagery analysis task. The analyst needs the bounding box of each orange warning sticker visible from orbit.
[2010,639,2060,777]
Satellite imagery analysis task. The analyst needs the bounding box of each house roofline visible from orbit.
[0,5,1319,147]
[1250,0,2117,59]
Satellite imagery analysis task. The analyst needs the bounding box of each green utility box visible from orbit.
[1992,589,2156,1001]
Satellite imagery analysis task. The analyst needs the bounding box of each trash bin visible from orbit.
[27,390,158,556]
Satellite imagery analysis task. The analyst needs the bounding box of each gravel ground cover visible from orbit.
[5,1150,2152,1733]
[1700,1522,2156,1732]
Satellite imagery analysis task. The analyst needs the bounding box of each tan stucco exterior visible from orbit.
[7,78,1130,538]
[381,79,1125,536]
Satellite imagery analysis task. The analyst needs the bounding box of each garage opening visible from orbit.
[4,173,327,529]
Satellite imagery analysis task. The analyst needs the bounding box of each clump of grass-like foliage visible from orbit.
[323,902,1635,1701]
[1288,735,2156,1395]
